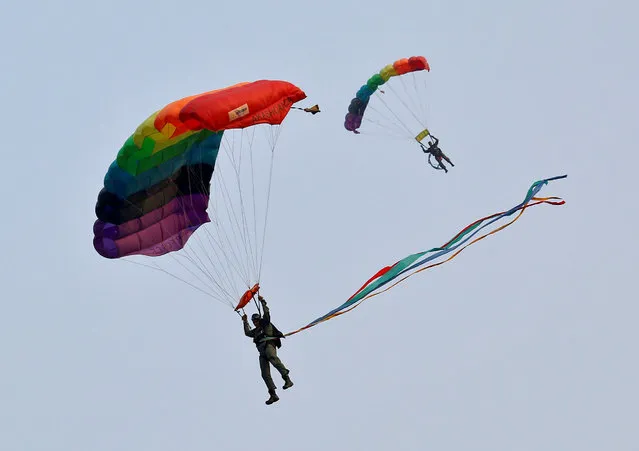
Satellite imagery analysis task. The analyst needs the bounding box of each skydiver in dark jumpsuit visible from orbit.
[421,135,454,173]
[242,295,293,405]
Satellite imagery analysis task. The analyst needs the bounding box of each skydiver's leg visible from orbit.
[259,353,276,392]
[442,154,454,167]
[427,153,438,169]
[265,344,293,389]
[265,344,289,379]
[436,156,448,173]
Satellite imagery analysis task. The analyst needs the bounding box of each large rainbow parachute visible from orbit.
[93,80,305,259]
[93,80,311,311]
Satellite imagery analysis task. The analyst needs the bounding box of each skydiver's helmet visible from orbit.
[251,313,261,323]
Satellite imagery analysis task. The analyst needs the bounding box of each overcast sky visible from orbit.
[1,0,638,450]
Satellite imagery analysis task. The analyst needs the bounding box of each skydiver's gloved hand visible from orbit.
[258,295,266,306]
[241,314,248,321]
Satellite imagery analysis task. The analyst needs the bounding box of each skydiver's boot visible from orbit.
[437,158,448,173]
[265,390,279,405]
[443,155,454,167]
[283,374,294,390]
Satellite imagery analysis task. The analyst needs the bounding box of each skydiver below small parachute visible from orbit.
[415,129,455,173]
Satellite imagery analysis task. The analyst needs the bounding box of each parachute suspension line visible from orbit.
[358,124,410,141]
[402,71,427,127]
[246,127,263,281]
[199,232,244,303]
[178,168,223,284]
[215,148,254,290]
[123,257,227,305]
[235,127,261,283]
[367,92,407,132]
[213,166,252,285]
[171,251,234,302]
[411,72,429,126]
[155,131,258,307]
[222,126,271,289]
[212,134,254,283]
[362,89,412,138]
[248,127,259,282]
[169,228,236,306]
[217,128,262,300]
[253,292,262,316]
[384,80,427,133]
[256,125,278,280]
[188,167,246,302]
[257,123,283,280]
[365,103,411,138]
[222,129,255,286]
[397,72,424,125]
[192,165,237,290]
[174,163,244,306]
[217,123,284,299]
[177,241,215,287]
[371,92,415,138]
[233,129,259,281]
[155,187,221,298]
[421,71,430,120]
[176,123,283,305]
[186,222,239,305]
[123,259,223,302]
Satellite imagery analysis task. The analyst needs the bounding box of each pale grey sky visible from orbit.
[1,0,638,450]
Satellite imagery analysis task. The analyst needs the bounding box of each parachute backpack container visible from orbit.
[344,56,433,147]
[93,80,315,309]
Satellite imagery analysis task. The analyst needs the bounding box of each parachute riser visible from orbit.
[253,290,262,316]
